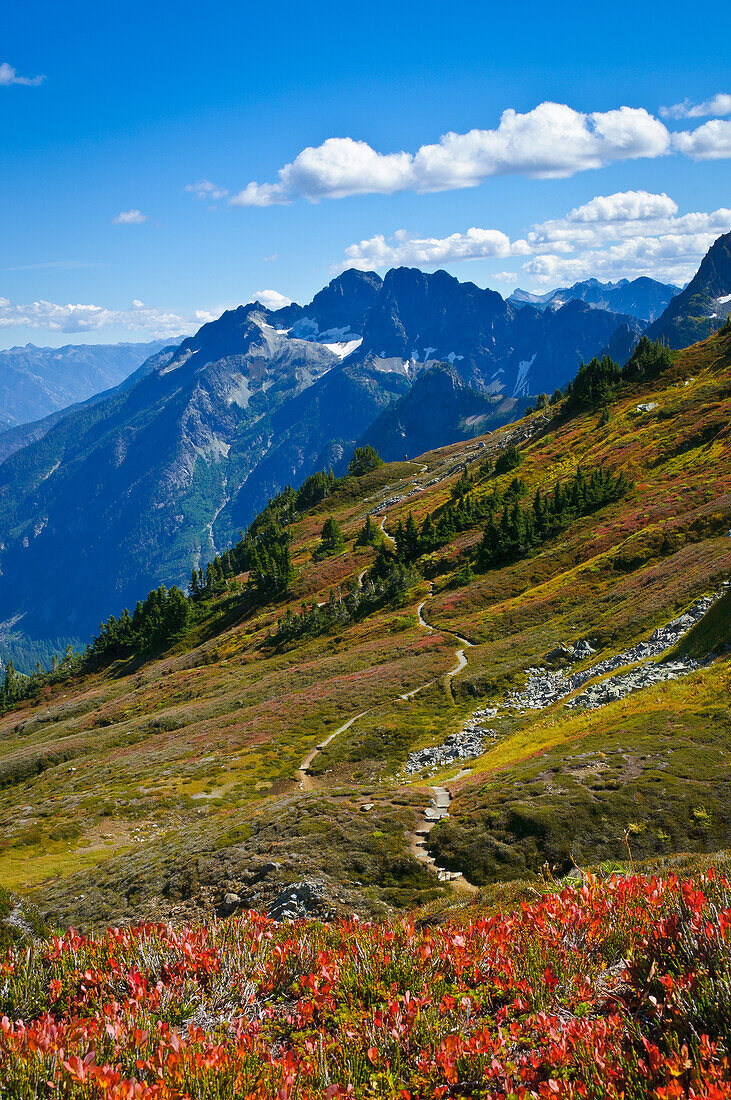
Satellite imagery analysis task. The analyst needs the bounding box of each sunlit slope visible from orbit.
[0,329,728,924]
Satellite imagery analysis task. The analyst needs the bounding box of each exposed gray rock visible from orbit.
[268,881,333,922]
[217,892,242,917]
[406,723,494,774]
[506,589,726,714]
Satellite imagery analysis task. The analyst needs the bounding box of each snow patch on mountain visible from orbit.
[513,354,536,397]
[288,318,361,344]
[321,338,363,358]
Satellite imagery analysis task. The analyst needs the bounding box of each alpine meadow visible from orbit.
[1,5,730,1097]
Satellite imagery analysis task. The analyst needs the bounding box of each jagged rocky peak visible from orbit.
[162,303,269,370]
[287,269,383,342]
[356,267,509,361]
[646,230,731,348]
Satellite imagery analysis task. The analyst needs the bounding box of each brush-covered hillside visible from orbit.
[1,871,730,1099]
[0,327,729,932]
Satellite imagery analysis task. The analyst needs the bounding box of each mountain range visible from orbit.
[0,339,172,432]
[0,319,729,933]
[508,275,680,321]
[1,236,730,667]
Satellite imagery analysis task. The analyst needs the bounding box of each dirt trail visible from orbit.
[297,712,368,791]
[409,785,478,894]
[378,517,396,548]
[294,520,479,891]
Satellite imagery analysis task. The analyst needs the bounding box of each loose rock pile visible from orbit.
[506,590,724,713]
[405,587,725,777]
[406,708,497,774]
[267,881,334,922]
[566,658,700,709]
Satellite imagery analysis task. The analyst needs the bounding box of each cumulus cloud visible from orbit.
[185,179,229,201]
[338,189,731,289]
[0,297,191,338]
[556,190,678,224]
[230,138,414,206]
[660,93,731,119]
[525,191,731,251]
[344,227,520,270]
[521,234,721,286]
[112,209,148,225]
[248,289,293,310]
[0,61,44,87]
[672,119,731,160]
[225,102,673,206]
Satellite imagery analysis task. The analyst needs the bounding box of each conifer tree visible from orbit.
[355,514,378,547]
[404,513,420,561]
[348,445,383,477]
[318,516,345,557]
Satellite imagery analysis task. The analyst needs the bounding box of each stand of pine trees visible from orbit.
[477,465,631,569]
[270,562,417,646]
[0,646,80,713]
[87,585,191,663]
[562,338,672,416]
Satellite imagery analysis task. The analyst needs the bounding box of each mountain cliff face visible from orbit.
[0,339,171,430]
[0,266,680,659]
[509,276,679,322]
[357,366,528,462]
[350,267,637,396]
[645,232,731,348]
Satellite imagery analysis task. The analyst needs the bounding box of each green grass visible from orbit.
[0,329,729,927]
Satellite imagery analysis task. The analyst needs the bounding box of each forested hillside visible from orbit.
[0,325,727,930]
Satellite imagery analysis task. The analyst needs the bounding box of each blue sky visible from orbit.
[1,0,730,347]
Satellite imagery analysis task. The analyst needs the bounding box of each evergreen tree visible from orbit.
[622,336,672,383]
[404,512,420,561]
[318,516,345,557]
[494,444,522,474]
[348,445,384,477]
[355,514,378,547]
[419,512,437,552]
[563,356,621,415]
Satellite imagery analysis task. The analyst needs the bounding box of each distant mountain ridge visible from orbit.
[0,339,172,430]
[0,243,723,664]
[509,276,680,322]
[0,343,178,465]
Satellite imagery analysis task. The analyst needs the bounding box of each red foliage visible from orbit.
[0,874,729,1097]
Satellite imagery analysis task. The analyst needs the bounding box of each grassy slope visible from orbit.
[0,331,729,925]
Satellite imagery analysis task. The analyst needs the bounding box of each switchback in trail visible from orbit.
[295,560,479,892]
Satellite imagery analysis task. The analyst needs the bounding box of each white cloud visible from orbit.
[185,179,229,201]
[338,189,731,289]
[112,209,148,225]
[672,119,731,160]
[0,62,44,87]
[225,102,672,206]
[344,227,519,269]
[526,191,731,251]
[660,93,731,119]
[230,137,414,206]
[558,190,678,224]
[521,233,721,286]
[0,297,191,338]
[248,289,293,310]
